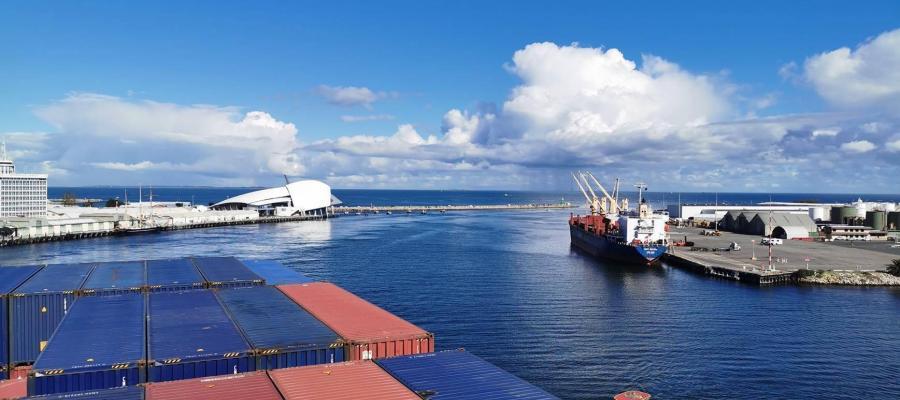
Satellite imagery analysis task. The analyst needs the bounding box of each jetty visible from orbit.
[335,202,573,214]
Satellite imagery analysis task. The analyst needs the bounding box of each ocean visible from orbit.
[7,188,900,399]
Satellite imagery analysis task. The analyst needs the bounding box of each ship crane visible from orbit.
[585,172,621,214]
[572,173,602,214]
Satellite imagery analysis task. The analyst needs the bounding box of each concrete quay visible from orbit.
[335,203,574,214]
[663,227,900,286]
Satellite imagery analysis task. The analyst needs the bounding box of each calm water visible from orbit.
[7,190,900,399]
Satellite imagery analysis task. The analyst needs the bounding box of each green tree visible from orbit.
[105,198,121,208]
[887,259,900,277]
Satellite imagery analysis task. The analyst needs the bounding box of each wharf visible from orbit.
[663,227,899,285]
[335,202,573,214]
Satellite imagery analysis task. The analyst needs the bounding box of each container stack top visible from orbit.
[146,258,204,289]
[277,282,430,343]
[148,290,251,363]
[14,263,94,294]
[191,257,262,286]
[239,259,313,285]
[269,361,420,400]
[33,294,146,374]
[144,371,281,400]
[215,286,341,351]
[82,261,146,293]
[376,350,560,400]
[0,265,42,295]
[23,386,145,399]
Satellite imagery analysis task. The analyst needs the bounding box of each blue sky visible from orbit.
[2,1,899,192]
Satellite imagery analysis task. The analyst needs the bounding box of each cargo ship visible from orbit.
[570,173,669,265]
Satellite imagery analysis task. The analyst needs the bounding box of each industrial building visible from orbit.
[667,204,827,222]
[212,179,341,217]
[0,142,47,218]
[717,211,818,239]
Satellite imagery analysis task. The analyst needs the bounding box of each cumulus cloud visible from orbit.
[315,85,396,108]
[840,140,876,153]
[804,28,900,109]
[885,139,900,152]
[36,93,303,177]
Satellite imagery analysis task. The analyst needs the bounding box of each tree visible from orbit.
[887,259,900,277]
[105,198,121,208]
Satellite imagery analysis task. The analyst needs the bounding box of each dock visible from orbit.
[663,226,899,285]
[335,202,573,214]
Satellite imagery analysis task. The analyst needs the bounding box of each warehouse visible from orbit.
[718,211,818,239]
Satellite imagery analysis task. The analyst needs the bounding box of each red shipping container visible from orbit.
[0,378,26,400]
[9,367,29,381]
[145,372,280,400]
[277,283,434,361]
[269,361,420,400]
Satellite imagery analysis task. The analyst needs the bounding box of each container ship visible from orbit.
[569,172,669,265]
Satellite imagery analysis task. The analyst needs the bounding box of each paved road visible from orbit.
[669,227,897,272]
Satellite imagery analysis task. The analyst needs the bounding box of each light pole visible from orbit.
[751,240,756,260]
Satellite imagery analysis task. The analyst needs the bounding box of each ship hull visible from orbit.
[570,225,667,265]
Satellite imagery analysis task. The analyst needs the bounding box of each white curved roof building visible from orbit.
[212,180,341,217]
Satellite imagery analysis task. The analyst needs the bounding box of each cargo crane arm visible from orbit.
[586,172,620,214]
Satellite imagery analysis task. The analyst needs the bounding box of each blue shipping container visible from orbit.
[0,265,43,379]
[30,294,146,396]
[147,290,254,382]
[239,259,313,285]
[376,350,560,400]
[215,286,344,370]
[10,263,94,365]
[192,257,263,288]
[146,258,205,292]
[81,261,146,296]
[23,385,144,399]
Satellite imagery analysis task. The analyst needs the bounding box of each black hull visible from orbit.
[570,225,666,265]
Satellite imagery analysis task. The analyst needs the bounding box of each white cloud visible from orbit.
[886,139,900,152]
[804,29,900,109]
[315,85,395,108]
[36,93,303,176]
[89,161,201,172]
[340,114,395,122]
[812,128,839,138]
[840,140,876,153]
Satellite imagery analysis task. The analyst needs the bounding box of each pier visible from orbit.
[335,202,573,214]
[663,226,899,286]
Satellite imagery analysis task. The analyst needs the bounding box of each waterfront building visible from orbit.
[0,141,47,218]
[212,179,341,217]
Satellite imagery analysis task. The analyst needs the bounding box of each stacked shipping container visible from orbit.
[145,259,205,292]
[81,262,145,297]
[23,385,144,399]
[0,266,42,380]
[10,263,94,366]
[269,361,420,400]
[147,290,253,382]
[278,282,434,361]
[144,372,280,400]
[191,257,262,289]
[239,259,313,285]
[376,350,560,400]
[29,295,146,396]
[215,286,344,370]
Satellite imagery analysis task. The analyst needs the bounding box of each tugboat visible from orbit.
[569,172,669,265]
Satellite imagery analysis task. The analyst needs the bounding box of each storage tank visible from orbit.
[808,207,826,221]
[830,206,859,224]
[888,211,900,230]
[865,211,887,230]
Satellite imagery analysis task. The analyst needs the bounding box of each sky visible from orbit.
[1,1,899,193]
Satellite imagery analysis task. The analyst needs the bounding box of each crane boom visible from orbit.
[572,173,591,204]
[586,172,620,214]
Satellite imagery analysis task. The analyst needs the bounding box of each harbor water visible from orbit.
[5,190,900,399]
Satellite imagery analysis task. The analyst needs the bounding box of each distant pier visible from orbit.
[335,202,573,214]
